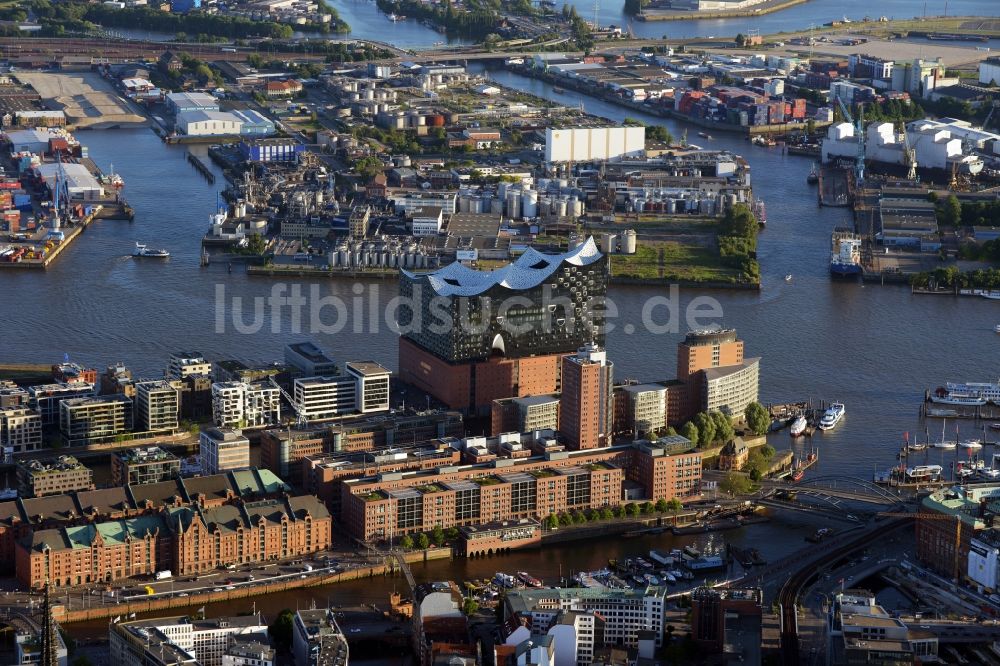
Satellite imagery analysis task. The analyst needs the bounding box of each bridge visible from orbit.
[760,475,908,506]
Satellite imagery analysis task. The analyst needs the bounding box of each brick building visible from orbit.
[398,237,608,414]
[559,345,613,450]
[17,456,94,498]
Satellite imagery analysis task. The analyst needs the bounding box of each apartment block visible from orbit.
[28,381,96,426]
[211,381,280,428]
[621,383,667,437]
[0,381,30,408]
[293,609,349,666]
[559,345,614,451]
[259,427,326,483]
[111,446,181,486]
[17,455,94,498]
[111,614,269,666]
[167,352,212,379]
[135,380,180,432]
[200,427,251,474]
[340,436,698,541]
[59,394,133,446]
[0,407,42,454]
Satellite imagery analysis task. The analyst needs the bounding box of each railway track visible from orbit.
[777,518,910,665]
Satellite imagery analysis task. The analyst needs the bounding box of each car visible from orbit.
[177,592,189,597]
[225,585,235,590]
[213,588,222,592]
[300,574,307,579]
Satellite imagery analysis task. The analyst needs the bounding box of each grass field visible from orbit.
[610,240,742,283]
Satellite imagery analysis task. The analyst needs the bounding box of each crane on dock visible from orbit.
[877,511,963,583]
[836,95,866,186]
[900,122,918,182]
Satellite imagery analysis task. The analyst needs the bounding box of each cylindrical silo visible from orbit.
[600,233,617,254]
[623,229,637,254]
[507,191,521,219]
[491,197,504,215]
[522,190,538,219]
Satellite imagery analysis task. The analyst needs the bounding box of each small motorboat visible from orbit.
[133,242,169,258]
[790,415,808,437]
[784,274,793,282]
[990,423,1000,431]
[994,324,1000,333]
[807,164,819,184]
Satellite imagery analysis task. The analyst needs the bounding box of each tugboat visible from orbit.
[133,242,170,258]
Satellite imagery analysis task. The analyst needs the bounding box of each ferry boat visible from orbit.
[133,242,169,258]
[991,423,1000,431]
[933,380,1000,405]
[830,230,862,276]
[790,415,808,437]
[516,571,543,588]
[698,131,712,139]
[818,403,845,430]
[906,464,943,481]
[751,197,767,225]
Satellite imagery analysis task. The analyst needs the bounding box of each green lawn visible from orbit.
[610,240,742,283]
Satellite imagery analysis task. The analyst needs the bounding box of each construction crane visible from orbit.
[877,511,963,584]
[900,122,918,182]
[835,96,866,186]
[983,99,1000,131]
[268,376,307,428]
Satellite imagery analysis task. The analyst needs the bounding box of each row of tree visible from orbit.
[542,498,685,528]
[678,410,734,449]
[717,203,761,285]
[911,266,1000,290]
[397,525,460,550]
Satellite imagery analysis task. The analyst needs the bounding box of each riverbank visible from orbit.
[636,0,807,22]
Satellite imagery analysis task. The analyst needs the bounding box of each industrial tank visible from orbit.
[622,229,637,254]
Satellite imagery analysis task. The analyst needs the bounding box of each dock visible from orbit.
[817,165,852,207]
[187,152,216,183]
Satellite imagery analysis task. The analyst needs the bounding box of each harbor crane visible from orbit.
[900,122,918,182]
[877,511,963,584]
[836,95,866,186]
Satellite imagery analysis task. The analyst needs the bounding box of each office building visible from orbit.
[17,456,94,498]
[702,358,760,417]
[677,329,744,381]
[621,384,667,437]
[135,380,180,432]
[411,206,443,236]
[0,381,29,408]
[200,427,251,474]
[676,329,759,417]
[917,483,994,577]
[0,407,42,454]
[398,238,608,413]
[292,609,349,666]
[223,641,275,666]
[167,352,212,379]
[559,345,613,451]
[491,395,559,435]
[294,376,357,421]
[260,428,327,483]
[412,581,475,666]
[111,446,181,486]
[503,585,667,653]
[348,205,370,238]
[59,394,133,446]
[285,342,339,377]
[111,614,268,666]
[829,590,938,664]
[211,382,280,428]
[345,361,391,413]
[691,587,763,659]
[28,382,95,426]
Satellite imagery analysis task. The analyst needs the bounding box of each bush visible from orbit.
[398,534,414,550]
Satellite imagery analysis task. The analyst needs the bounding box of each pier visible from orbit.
[817,165,852,207]
[186,152,216,183]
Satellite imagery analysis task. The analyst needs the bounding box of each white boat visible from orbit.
[784,274,792,282]
[133,242,169,258]
[906,464,943,480]
[934,380,1000,405]
[818,403,845,430]
[959,439,984,450]
[790,415,808,437]
[930,394,988,406]
[908,442,927,451]
[995,324,1000,334]
[932,421,957,449]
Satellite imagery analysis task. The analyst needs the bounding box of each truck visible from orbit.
[155,570,173,580]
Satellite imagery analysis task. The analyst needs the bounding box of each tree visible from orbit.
[398,534,414,550]
[625,502,640,516]
[416,533,430,549]
[268,609,296,651]
[462,597,479,615]
[735,32,746,47]
[692,412,716,447]
[246,232,266,255]
[680,421,699,445]
[666,498,683,514]
[720,472,753,496]
[745,402,770,436]
[600,507,614,520]
[655,498,668,512]
[353,156,384,179]
[445,527,459,541]
[544,513,559,529]
[559,512,574,526]
[431,524,445,546]
[641,501,654,514]
[941,194,963,226]
[710,411,734,444]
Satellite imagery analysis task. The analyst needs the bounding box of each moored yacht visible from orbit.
[790,415,808,437]
[818,403,845,430]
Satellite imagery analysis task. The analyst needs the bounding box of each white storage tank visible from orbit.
[507,190,521,219]
[328,251,338,267]
[570,197,584,217]
[600,233,617,254]
[522,190,538,219]
[632,198,645,213]
[554,198,568,218]
[388,252,398,267]
[622,229,637,254]
[491,197,504,215]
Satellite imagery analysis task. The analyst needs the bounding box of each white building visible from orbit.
[177,110,244,136]
[0,407,42,454]
[167,352,212,379]
[166,91,220,114]
[211,381,280,428]
[292,609,349,666]
[980,56,1000,86]
[293,376,358,421]
[410,206,443,236]
[544,126,645,163]
[969,530,1000,591]
[345,361,391,413]
[503,586,668,663]
[393,191,458,216]
[623,384,667,437]
[199,427,251,474]
[222,641,274,666]
[111,614,267,666]
[821,121,984,174]
[36,162,104,201]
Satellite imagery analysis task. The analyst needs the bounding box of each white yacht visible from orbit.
[932,421,957,449]
[818,403,845,430]
[959,439,984,450]
[789,415,808,437]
